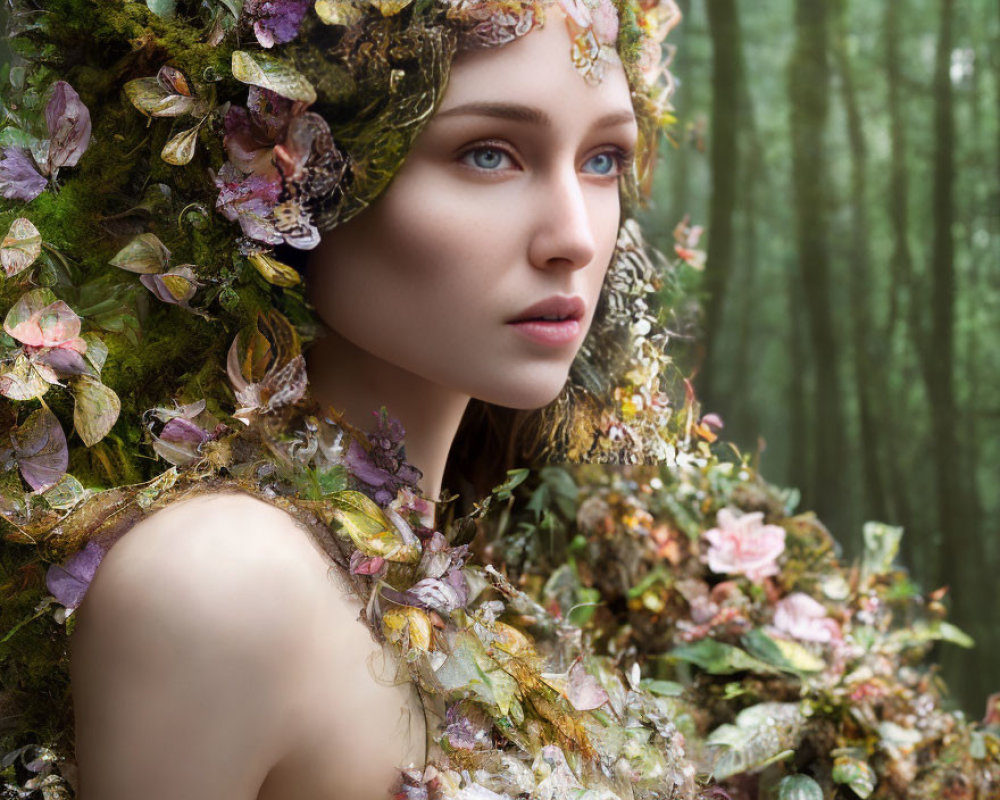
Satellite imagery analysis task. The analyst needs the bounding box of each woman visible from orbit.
[0,2,695,798]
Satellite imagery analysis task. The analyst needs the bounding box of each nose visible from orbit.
[527,166,598,272]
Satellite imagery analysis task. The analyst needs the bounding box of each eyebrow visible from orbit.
[434,102,636,130]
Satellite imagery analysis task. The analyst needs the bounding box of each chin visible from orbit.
[475,374,569,411]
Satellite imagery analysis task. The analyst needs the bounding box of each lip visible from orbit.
[506,295,586,347]
[507,295,586,324]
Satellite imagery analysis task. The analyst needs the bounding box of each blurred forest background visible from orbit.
[641,0,998,715]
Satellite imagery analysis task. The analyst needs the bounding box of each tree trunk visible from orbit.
[928,0,963,584]
[788,0,847,533]
[831,0,889,526]
[883,0,919,553]
[668,0,693,226]
[700,0,742,409]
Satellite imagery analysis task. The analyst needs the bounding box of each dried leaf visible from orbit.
[0,354,52,400]
[314,0,364,25]
[46,541,103,609]
[0,146,47,201]
[382,606,433,652]
[35,344,89,377]
[4,288,82,347]
[124,77,197,118]
[140,266,199,305]
[247,251,300,287]
[80,333,108,376]
[41,473,87,510]
[71,375,121,447]
[370,0,414,14]
[45,82,91,172]
[231,50,317,104]
[12,407,68,491]
[156,65,192,96]
[328,489,420,563]
[109,233,171,274]
[566,660,609,711]
[160,125,201,166]
[435,631,519,715]
[1,217,42,277]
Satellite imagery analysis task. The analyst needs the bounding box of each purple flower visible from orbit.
[214,162,284,244]
[244,0,310,48]
[0,147,47,201]
[345,409,422,506]
[46,541,105,609]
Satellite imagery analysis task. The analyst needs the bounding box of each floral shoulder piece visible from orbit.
[478,456,1000,799]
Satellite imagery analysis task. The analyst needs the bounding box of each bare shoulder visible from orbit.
[70,492,346,800]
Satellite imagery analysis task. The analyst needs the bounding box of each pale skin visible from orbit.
[71,10,638,800]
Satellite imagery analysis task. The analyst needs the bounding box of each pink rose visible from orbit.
[703,508,785,584]
[773,592,841,643]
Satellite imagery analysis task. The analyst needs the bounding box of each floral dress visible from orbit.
[0,404,698,800]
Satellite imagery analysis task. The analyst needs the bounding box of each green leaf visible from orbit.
[832,750,876,799]
[296,465,348,500]
[777,775,823,800]
[861,521,903,580]
[707,703,805,780]
[146,0,177,16]
[668,638,776,675]
[568,586,601,627]
[640,679,684,697]
[892,620,975,649]
[741,628,826,675]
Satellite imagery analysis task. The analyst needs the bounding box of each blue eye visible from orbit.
[463,147,510,171]
[584,151,626,176]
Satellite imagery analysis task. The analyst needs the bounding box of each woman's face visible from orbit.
[308,11,638,409]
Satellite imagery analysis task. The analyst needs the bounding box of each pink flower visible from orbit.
[703,508,785,584]
[772,592,841,643]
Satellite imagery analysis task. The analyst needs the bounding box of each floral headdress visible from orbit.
[0,0,685,510]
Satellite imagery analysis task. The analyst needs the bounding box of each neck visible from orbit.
[306,329,470,501]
